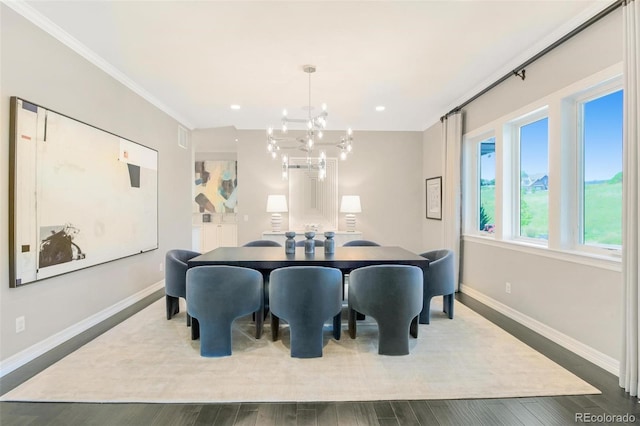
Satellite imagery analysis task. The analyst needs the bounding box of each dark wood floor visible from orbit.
[1,292,639,425]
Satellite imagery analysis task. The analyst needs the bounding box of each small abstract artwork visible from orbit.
[194,161,238,216]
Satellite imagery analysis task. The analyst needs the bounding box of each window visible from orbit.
[461,67,623,263]
[479,138,496,233]
[518,117,549,240]
[580,89,623,248]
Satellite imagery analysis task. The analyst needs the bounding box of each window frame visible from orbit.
[460,63,623,265]
[507,107,549,246]
[463,131,496,238]
[567,78,623,256]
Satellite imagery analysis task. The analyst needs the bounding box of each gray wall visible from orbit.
[0,6,192,361]
[194,128,425,252]
[422,8,623,362]
[234,129,425,252]
[421,123,444,250]
[463,8,622,133]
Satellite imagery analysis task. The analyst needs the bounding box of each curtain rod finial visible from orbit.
[513,69,526,80]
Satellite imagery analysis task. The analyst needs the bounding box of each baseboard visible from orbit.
[0,281,164,378]
[460,284,620,377]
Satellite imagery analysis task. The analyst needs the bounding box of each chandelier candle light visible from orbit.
[266,65,354,180]
[340,195,361,232]
[266,195,288,232]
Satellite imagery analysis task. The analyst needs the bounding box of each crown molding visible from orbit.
[2,0,195,130]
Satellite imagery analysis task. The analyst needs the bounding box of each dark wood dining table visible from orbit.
[187,246,430,338]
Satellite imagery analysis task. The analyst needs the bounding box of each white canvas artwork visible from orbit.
[10,98,158,287]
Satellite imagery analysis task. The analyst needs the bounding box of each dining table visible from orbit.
[187,245,430,338]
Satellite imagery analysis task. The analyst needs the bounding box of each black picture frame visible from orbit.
[426,176,442,220]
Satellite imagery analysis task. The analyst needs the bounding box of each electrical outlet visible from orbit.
[244,215,249,222]
[505,282,512,294]
[159,262,164,272]
[16,316,25,333]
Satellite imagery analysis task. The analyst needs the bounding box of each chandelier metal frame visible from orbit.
[266,65,353,180]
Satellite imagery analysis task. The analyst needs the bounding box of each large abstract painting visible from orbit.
[9,97,158,287]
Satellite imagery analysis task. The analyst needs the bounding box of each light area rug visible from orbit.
[1,298,599,403]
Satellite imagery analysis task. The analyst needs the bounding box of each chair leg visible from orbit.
[333,312,341,340]
[410,315,418,338]
[289,322,325,358]
[191,317,200,340]
[166,295,179,320]
[348,307,357,339]
[271,314,280,341]
[419,296,433,324]
[254,309,269,322]
[199,321,234,357]
[187,313,191,327]
[263,275,270,320]
[444,294,454,319]
[377,319,412,356]
[255,304,264,339]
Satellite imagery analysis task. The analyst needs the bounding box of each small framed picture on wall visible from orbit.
[426,176,442,220]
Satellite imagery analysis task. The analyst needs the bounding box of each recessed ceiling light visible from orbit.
[375,105,386,112]
[230,104,241,110]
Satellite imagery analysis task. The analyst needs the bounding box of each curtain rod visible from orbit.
[440,0,624,122]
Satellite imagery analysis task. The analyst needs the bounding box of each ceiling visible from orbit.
[15,0,610,132]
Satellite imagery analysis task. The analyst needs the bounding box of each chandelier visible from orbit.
[266,65,354,180]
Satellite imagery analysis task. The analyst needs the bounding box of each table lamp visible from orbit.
[340,195,361,232]
[266,195,288,232]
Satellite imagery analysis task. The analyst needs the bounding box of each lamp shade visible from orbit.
[266,195,288,213]
[340,195,361,213]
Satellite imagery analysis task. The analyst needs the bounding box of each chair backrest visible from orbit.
[269,266,341,320]
[348,265,423,317]
[186,265,262,321]
[165,249,200,298]
[342,240,381,247]
[419,249,455,296]
[243,240,282,247]
[295,239,325,247]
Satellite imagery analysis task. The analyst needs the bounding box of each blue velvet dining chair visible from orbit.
[243,240,282,247]
[165,249,200,326]
[341,239,380,302]
[269,266,342,358]
[348,265,423,355]
[186,265,263,357]
[419,249,455,324]
[242,240,281,321]
[342,240,381,246]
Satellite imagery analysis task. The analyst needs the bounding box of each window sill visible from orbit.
[462,234,622,272]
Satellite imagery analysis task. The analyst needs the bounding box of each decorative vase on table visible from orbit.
[304,231,315,255]
[285,231,296,254]
[324,231,335,254]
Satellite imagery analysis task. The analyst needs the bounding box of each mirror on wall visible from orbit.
[288,157,338,231]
